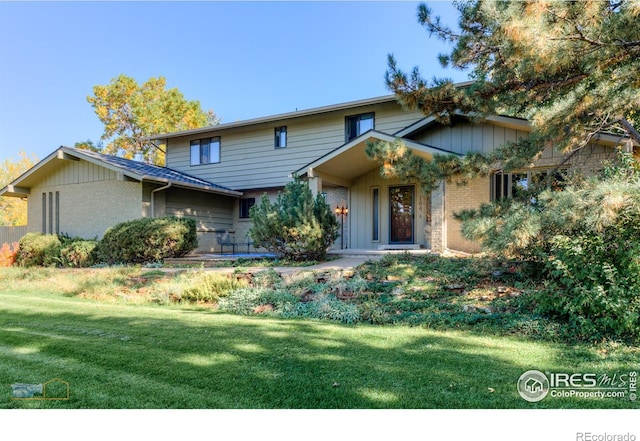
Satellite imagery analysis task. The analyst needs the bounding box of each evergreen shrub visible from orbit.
[98,216,197,264]
[249,176,339,261]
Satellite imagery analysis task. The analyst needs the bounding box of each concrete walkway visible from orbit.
[161,251,388,275]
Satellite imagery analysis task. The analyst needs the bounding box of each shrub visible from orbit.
[97,216,197,264]
[0,242,19,267]
[15,233,62,267]
[218,287,298,315]
[458,151,640,342]
[249,176,339,261]
[59,239,99,268]
[179,272,248,303]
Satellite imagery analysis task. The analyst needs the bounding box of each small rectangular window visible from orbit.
[345,112,374,142]
[372,187,379,241]
[275,126,287,149]
[48,192,53,234]
[55,191,60,235]
[239,198,256,219]
[41,193,46,233]
[190,137,221,165]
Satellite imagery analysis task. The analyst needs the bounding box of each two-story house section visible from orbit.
[5,91,626,254]
[151,92,627,254]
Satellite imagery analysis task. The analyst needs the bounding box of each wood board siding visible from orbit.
[165,102,424,190]
[165,187,235,253]
[409,120,530,155]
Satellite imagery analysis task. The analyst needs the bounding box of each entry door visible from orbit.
[389,186,414,243]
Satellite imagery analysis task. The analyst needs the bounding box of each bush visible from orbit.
[249,176,339,261]
[59,239,99,268]
[15,233,62,267]
[179,272,248,303]
[0,242,19,267]
[97,216,197,264]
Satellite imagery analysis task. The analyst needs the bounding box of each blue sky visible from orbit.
[0,1,469,164]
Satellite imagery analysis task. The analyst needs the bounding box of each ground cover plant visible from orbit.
[1,266,637,409]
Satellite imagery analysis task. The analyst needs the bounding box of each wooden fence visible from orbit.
[0,226,27,245]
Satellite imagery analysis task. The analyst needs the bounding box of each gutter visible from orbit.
[150,183,172,218]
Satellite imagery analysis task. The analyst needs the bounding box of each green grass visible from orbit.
[1,268,638,409]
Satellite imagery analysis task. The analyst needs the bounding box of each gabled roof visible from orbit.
[295,130,461,187]
[0,146,242,198]
[393,113,532,138]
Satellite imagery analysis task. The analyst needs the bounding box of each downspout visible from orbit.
[151,183,172,218]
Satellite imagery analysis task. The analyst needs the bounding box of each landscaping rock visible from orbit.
[446,283,464,290]
[253,304,274,314]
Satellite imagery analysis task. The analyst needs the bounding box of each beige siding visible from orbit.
[28,159,142,239]
[165,102,424,190]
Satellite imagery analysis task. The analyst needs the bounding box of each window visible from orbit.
[275,126,287,149]
[190,137,220,165]
[42,191,60,234]
[372,187,379,241]
[239,198,256,219]
[345,112,374,142]
[492,169,567,200]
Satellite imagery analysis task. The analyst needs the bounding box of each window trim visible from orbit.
[190,137,221,166]
[345,112,375,142]
[274,126,287,149]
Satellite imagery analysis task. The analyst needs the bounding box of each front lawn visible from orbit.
[0,267,637,409]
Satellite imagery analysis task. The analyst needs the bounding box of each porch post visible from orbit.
[308,176,323,198]
[430,181,446,253]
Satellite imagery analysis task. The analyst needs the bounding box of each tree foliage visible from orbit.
[0,151,38,226]
[461,152,640,341]
[369,0,640,189]
[249,177,339,261]
[87,75,219,165]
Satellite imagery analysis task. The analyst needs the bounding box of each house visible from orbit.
[1,92,633,253]
[149,94,629,253]
[0,147,241,251]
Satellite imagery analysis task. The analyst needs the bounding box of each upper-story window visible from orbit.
[492,169,566,200]
[275,126,287,149]
[345,112,374,142]
[190,137,220,165]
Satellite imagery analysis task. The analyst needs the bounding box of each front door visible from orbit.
[389,185,414,243]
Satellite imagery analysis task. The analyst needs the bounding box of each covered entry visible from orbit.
[296,131,453,250]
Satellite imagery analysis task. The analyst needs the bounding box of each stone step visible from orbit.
[377,244,421,251]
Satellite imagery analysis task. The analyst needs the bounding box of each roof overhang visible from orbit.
[0,147,242,199]
[295,130,461,187]
[394,113,532,138]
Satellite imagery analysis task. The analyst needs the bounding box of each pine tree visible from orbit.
[368,1,640,190]
[249,177,339,261]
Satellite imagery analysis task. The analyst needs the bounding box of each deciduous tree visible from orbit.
[88,75,219,165]
[0,151,38,226]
